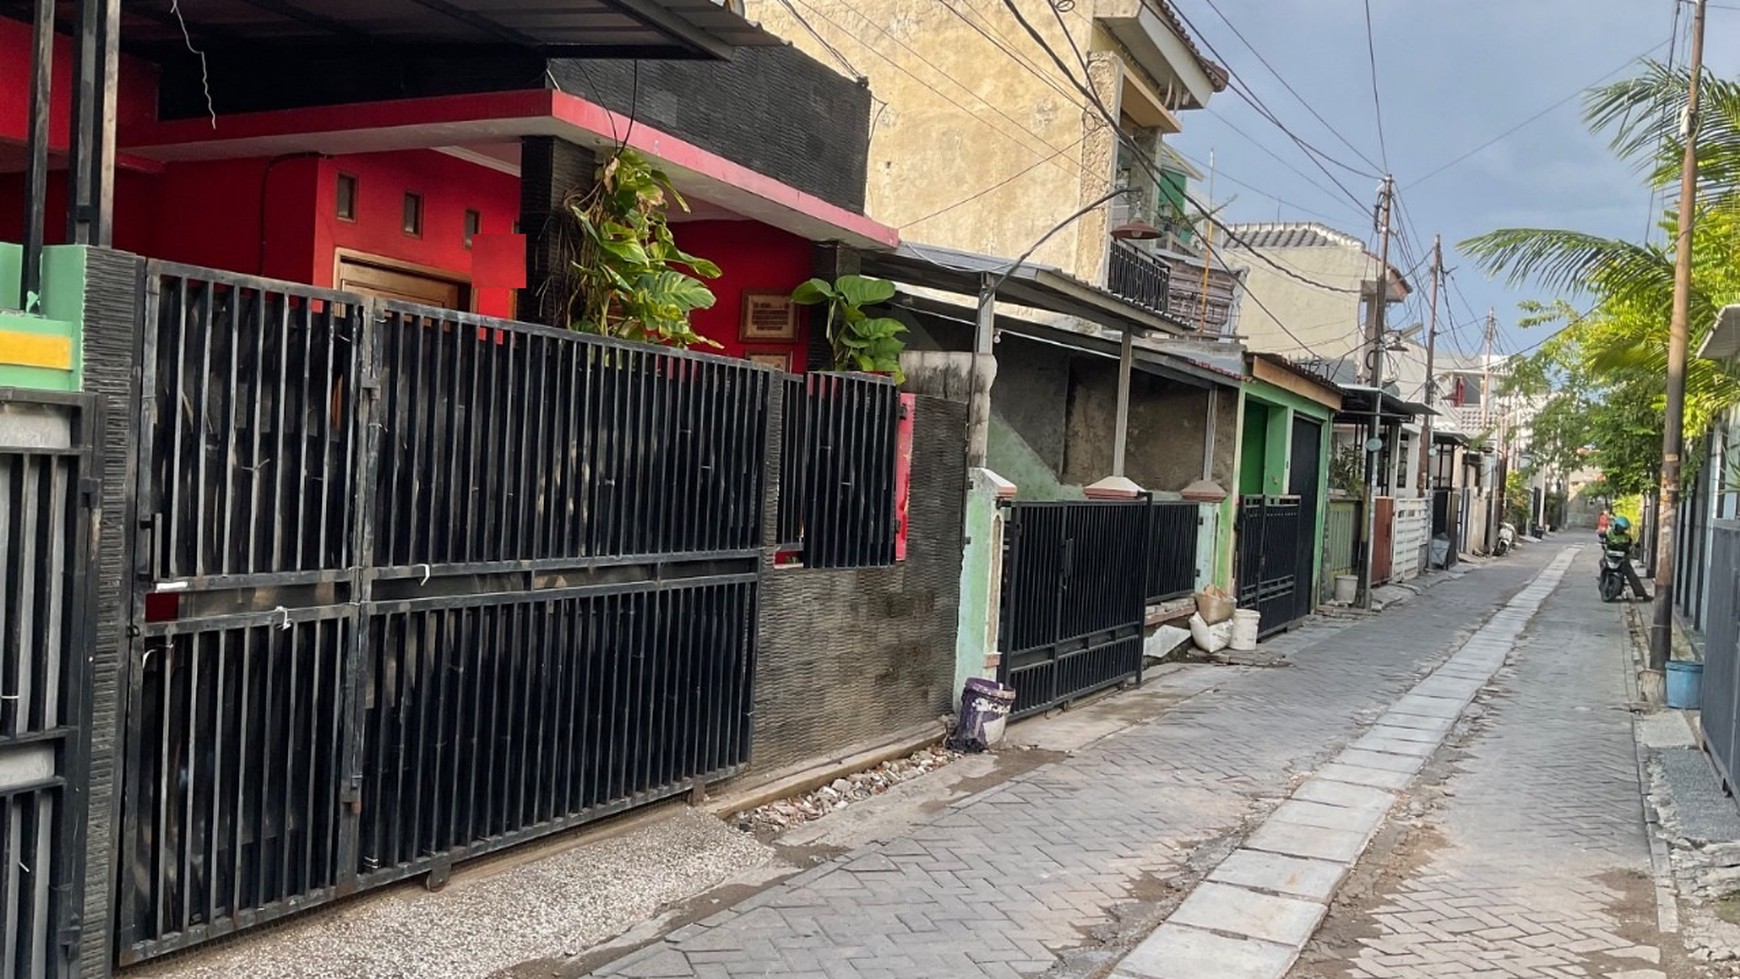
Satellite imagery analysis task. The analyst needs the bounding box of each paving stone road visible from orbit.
[1292,545,1677,979]
[581,551,1560,979]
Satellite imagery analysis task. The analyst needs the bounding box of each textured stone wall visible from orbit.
[751,392,968,771]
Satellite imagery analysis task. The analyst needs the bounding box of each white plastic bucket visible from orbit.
[1334,574,1358,604]
[1228,609,1260,651]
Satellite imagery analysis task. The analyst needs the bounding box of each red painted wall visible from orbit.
[0,16,158,149]
[674,220,814,372]
[311,151,520,315]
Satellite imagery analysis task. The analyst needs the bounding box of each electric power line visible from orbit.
[1408,38,1671,188]
[1360,0,1391,171]
[1194,0,1383,175]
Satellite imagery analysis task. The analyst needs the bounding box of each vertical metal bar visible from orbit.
[292,295,316,570]
[192,283,216,577]
[19,0,53,306]
[229,627,252,916]
[68,0,96,243]
[315,300,340,567]
[441,320,465,565]
[206,630,228,923]
[219,288,242,573]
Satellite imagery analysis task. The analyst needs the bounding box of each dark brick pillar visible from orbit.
[519,136,596,328]
[808,243,861,372]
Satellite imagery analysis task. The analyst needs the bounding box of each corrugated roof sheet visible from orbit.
[1224,222,1369,252]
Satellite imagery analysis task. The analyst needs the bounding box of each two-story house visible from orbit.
[745,0,1227,322]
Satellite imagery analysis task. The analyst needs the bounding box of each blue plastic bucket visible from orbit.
[1666,660,1704,710]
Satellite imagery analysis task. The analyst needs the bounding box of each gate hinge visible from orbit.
[359,372,381,393]
[79,476,101,502]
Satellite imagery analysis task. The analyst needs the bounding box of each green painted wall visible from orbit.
[953,470,1005,705]
[988,413,1084,501]
[1242,378,1335,595]
[1239,402,1268,497]
[0,243,87,392]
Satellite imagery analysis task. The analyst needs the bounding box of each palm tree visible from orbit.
[1458,62,1740,472]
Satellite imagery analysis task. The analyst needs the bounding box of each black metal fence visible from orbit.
[999,500,1152,718]
[1702,521,1740,801]
[0,392,97,979]
[118,264,796,962]
[1238,495,1305,637]
[775,372,899,569]
[1675,449,1712,631]
[1146,501,1200,603]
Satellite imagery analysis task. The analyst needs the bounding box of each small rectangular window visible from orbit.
[464,209,481,249]
[336,173,357,221]
[402,192,423,237]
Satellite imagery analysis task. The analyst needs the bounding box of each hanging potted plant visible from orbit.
[790,274,907,382]
[564,149,722,349]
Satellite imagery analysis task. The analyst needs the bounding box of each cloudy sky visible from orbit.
[1168,0,1740,360]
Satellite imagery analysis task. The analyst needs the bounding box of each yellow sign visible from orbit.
[0,330,74,370]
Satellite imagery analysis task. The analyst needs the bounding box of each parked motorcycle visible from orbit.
[1599,543,1633,602]
[1493,522,1516,556]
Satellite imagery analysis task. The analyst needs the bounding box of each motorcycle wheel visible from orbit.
[1600,573,1624,603]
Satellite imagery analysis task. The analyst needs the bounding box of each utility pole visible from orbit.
[1416,234,1443,493]
[1481,308,1497,550]
[1361,175,1395,610]
[1652,0,1709,670]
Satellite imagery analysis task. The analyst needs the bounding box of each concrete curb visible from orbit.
[1107,547,1581,979]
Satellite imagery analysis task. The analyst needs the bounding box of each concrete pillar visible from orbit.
[954,467,1016,706]
[518,136,596,328]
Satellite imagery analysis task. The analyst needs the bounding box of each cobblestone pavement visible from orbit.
[1292,546,1679,979]
[580,553,1557,979]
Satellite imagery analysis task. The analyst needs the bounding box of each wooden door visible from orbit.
[336,257,466,309]
[1371,496,1395,585]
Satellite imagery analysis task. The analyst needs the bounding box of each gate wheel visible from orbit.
[425,856,453,892]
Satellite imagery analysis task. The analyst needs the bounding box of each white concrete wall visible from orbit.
[1221,244,1376,363]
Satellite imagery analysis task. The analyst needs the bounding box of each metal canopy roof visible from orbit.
[1337,386,1435,421]
[890,292,1236,391]
[6,0,776,59]
[862,242,1190,337]
[1701,305,1740,360]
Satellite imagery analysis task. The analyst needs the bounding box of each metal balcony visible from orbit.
[1107,239,1172,314]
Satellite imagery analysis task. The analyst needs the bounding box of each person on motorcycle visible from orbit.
[1604,516,1651,600]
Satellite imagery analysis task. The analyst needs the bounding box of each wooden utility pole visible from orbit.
[1416,234,1443,493]
[1652,0,1709,669]
[1361,175,1395,610]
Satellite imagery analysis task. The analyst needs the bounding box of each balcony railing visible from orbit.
[1107,239,1171,315]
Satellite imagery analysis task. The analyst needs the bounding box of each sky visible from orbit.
[1168,0,1740,362]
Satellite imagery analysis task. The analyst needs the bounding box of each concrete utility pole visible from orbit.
[1481,308,1497,550]
[1417,234,1443,493]
[1652,0,1709,670]
[1361,174,1395,610]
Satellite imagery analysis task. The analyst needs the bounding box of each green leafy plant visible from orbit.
[1329,441,1365,496]
[565,149,721,348]
[790,274,907,381]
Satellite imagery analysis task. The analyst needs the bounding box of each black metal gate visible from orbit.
[1702,521,1740,800]
[0,392,98,978]
[117,265,768,963]
[1237,495,1304,637]
[999,501,1151,719]
[1430,488,1461,570]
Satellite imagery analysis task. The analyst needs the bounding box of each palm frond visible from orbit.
[1458,228,1675,308]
